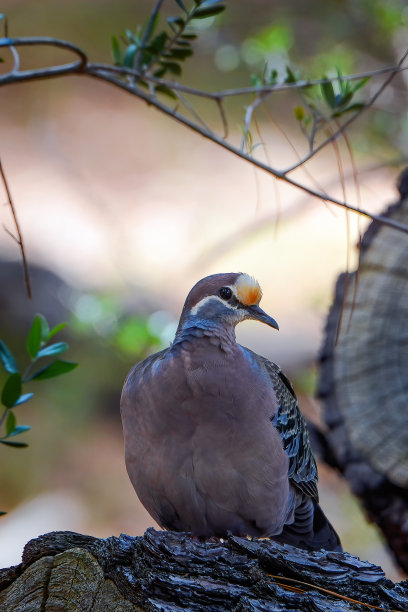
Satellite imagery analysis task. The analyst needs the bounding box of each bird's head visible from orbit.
[175,272,279,337]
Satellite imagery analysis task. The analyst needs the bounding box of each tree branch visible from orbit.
[0,159,31,299]
[1,35,408,235]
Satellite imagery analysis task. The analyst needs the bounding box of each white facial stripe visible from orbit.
[190,294,238,316]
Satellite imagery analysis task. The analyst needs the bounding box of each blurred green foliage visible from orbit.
[110,0,225,97]
[70,292,171,358]
[0,314,77,513]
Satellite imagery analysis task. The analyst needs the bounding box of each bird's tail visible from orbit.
[273,497,342,552]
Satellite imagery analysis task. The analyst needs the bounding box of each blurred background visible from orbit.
[0,0,407,579]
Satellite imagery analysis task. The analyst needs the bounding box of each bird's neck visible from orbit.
[174,318,237,352]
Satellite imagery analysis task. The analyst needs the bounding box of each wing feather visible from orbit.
[247,350,318,501]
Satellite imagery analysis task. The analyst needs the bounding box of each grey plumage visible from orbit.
[121,273,341,551]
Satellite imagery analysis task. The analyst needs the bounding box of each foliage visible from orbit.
[110,0,226,97]
[0,314,77,514]
[71,292,168,358]
[291,67,370,149]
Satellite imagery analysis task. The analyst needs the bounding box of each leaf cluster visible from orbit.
[110,0,225,98]
[290,66,370,147]
[0,314,77,450]
[320,68,368,118]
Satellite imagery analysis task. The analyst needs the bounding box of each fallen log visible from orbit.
[0,528,407,611]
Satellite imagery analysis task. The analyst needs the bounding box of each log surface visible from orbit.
[1,528,408,611]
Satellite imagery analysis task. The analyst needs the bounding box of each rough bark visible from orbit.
[317,169,408,574]
[0,528,408,611]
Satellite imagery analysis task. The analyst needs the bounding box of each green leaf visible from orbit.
[31,360,78,381]
[37,314,50,342]
[148,32,168,55]
[27,315,42,359]
[332,102,365,117]
[5,411,16,437]
[125,29,138,43]
[181,33,197,40]
[111,35,122,65]
[268,69,278,85]
[321,77,336,108]
[46,322,67,342]
[0,340,19,374]
[0,439,28,448]
[350,76,370,94]
[284,66,296,83]
[165,47,193,60]
[174,0,188,12]
[335,66,346,95]
[36,342,69,359]
[336,91,352,108]
[1,373,22,408]
[159,61,182,75]
[193,5,225,18]
[166,16,185,31]
[9,425,31,438]
[14,392,34,406]
[196,0,224,7]
[123,43,138,68]
[155,84,177,99]
[153,67,167,78]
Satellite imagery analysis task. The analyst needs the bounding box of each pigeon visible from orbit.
[121,272,341,551]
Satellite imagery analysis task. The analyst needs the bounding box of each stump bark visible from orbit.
[1,528,408,611]
[317,170,408,573]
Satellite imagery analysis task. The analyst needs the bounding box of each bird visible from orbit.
[120,272,341,551]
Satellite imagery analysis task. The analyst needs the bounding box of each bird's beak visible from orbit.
[244,305,279,330]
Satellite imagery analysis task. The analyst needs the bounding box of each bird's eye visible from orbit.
[219,287,232,300]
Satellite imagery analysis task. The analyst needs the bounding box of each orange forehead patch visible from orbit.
[234,274,262,306]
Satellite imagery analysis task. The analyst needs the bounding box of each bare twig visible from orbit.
[174,89,214,134]
[0,159,32,299]
[259,101,330,201]
[9,46,20,73]
[241,95,264,152]
[215,98,228,139]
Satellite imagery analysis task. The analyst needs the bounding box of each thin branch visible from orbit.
[260,101,331,200]
[0,37,88,67]
[2,224,19,242]
[215,98,228,139]
[241,95,263,151]
[0,159,32,299]
[0,37,87,85]
[88,60,408,100]
[174,89,214,134]
[284,48,408,174]
[9,45,20,73]
[84,68,408,234]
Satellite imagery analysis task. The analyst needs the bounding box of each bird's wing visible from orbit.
[247,350,319,501]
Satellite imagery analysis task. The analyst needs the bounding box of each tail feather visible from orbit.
[272,497,342,552]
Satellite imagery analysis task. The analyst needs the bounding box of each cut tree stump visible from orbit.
[1,528,408,611]
[317,170,408,574]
